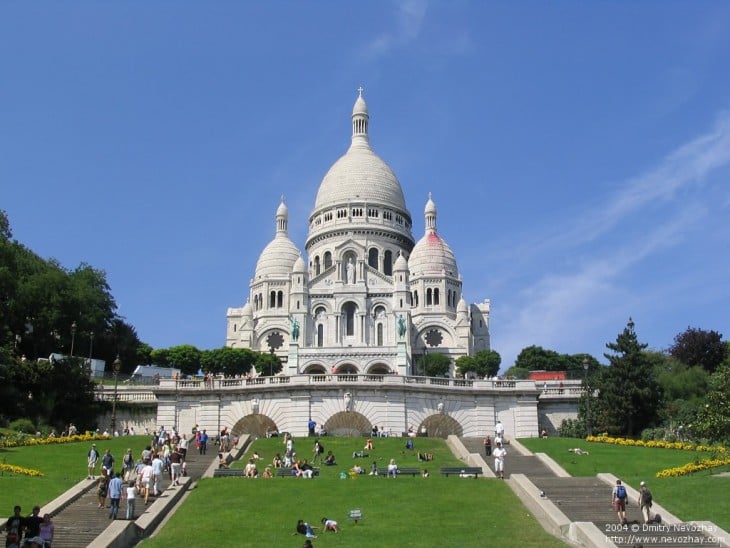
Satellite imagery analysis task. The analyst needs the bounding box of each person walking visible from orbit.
[87,443,100,479]
[638,481,654,524]
[483,435,492,457]
[611,479,628,525]
[198,430,208,455]
[108,473,124,520]
[312,439,323,464]
[124,481,137,520]
[493,441,507,479]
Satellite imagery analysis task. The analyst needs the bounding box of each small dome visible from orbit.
[457,296,468,314]
[293,254,306,273]
[394,252,409,271]
[254,236,300,279]
[408,232,458,278]
[254,199,301,279]
[425,192,436,215]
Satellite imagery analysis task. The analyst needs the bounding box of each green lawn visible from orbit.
[0,435,150,512]
[520,437,730,531]
[140,436,568,547]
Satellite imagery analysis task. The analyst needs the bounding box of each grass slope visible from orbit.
[141,437,567,548]
[520,437,730,531]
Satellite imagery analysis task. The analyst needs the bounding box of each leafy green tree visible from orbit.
[669,327,727,374]
[592,319,663,436]
[136,342,154,366]
[456,350,501,378]
[150,348,170,367]
[693,363,730,444]
[201,347,256,377]
[502,366,530,379]
[418,353,451,377]
[254,351,282,376]
[167,345,202,376]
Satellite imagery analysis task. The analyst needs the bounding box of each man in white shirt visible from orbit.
[493,442,507,479]
[151,454,164,497]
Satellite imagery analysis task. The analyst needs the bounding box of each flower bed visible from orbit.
[0,463,44,477]
[586,435,726,453]
[0,432,108,448]
[656,455,730,478]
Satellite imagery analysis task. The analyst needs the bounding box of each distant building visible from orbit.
[226,90,490,376]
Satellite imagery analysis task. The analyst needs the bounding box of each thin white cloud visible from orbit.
[363,0,428,59]
[489,112,730,369]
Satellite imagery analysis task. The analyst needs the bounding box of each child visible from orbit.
[321,517,340,533]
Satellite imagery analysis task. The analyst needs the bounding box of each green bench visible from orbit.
[377,467,421,477]
[439,466,483,478]
[212,468,245,477]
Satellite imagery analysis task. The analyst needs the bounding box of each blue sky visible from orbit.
[2,2,729,370]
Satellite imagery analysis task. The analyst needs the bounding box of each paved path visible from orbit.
[50,448,216,548]
[460,437,717,548]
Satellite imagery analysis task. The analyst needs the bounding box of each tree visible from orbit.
[418,353,451,377]
[150,348,170,367]
[456,350,501,378]
[167,345,202,376]
[201,347,255,377]
[592,318,663,436]
[254,351,282,376]
[693,363,730,444]
[669,327,727,374]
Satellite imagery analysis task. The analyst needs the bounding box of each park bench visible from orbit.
[377,467,421,477]
[277,467,320,477]
[212,468,245,477]
[439,466,483,478]
[348,508,364,525]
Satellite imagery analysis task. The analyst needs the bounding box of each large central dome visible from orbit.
[312,91,408,213]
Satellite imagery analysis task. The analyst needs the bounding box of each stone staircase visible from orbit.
[460,438,719,547]
[50,448,216,547]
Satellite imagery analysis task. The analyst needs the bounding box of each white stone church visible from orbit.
[226,90,490,376]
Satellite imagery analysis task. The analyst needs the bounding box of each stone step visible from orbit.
[50,449,216,548]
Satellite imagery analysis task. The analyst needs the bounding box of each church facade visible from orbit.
[226,91,490,376]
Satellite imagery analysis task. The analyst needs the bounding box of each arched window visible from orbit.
[368,247,379,269]
[434,288,440,305]
[277,291,283,308]
[413,290,419,306]
[377,323,383,345]
[324,251,332,269]
[314,256,321,276]
[317,324,324,347]
[344,302,356,336]
[426,288,433,306]
[270,291,276,308]
[384,250,393,275]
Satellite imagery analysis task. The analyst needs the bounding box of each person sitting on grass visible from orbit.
[352,449,368,458]
[301,459,315,479]
[387,458,398,478]
[365,438,374,451]
[262,466,273,478]
[244,458,258,478]
[292,459,304,477]
[272,453,283,468]
[417,452,433,461]
[218,453,229,469]
[321,517,340,533]
[350,464,364,476]
[295,519,317,538]
[323,451,336,465]
[369,461,378,475]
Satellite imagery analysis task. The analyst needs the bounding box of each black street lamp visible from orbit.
[111,355,121,435]
[88,331,94,360]
[70,321,77,357]
[583,357,592,437]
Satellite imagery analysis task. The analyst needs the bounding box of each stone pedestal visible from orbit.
[288,342,299,375]
[396,340,409,375]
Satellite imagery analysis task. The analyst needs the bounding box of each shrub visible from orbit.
[9,418,35,434]
[558,418,586,438]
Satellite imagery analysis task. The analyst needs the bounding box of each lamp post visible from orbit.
[70,321,77,357]
[88,331,94,360]
[583,357,592,437]
[111,355,121,436]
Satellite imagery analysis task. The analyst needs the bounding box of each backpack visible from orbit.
[643,490,653,506]
[616,485,627,500]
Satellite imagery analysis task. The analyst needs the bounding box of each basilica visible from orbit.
[226,90,490,376]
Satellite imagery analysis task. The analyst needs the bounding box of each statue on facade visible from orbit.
[346,258,355,284]
[290,317,300,342]
[397,315,406,339]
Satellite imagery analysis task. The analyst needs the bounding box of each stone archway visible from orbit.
[304,364,327,374]
[324,411,371,437]
[231,415,278,438]
[419,414,463,438]
[367,363,391,374]
[335,364,359,375]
